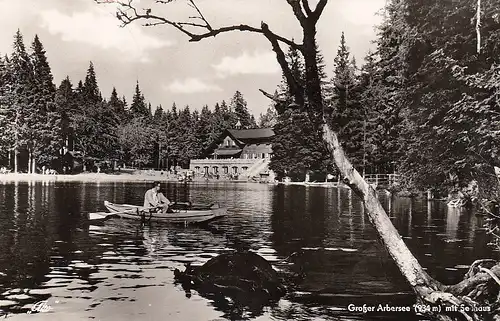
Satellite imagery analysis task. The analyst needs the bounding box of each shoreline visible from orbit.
[0,173,251,184]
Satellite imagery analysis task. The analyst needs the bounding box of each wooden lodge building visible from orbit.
[189,128,274,179]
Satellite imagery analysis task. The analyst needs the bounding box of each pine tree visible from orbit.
[30,35,62,171]
[397,0,500,193]
[130,81,149,118]
[355,51,383,174]
[270,44,332,180]
[195,104,212,153]
[55,77,75,153]
[109,87,126,122]
[220,100,236,128]
[315,43,329,100]
[275,46,305,114]
[75,80,84,107]
[118,117,155,168]
[329,32,358,130]
[153,104,164,122]
[249,114,256,128]
[230,91,254,128]
[72,62,121,169]
[10,30,34,173]
[0,55,14,165]
[95,99,120,161]
[209,102,225,143]
[258,106,277,128]
[83,61,101,105]
[177,105,196,166]
[270,106,331,181]
[166,102,180,168]
[351,2,410,176]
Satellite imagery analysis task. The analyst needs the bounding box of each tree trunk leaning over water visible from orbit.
[98,0,500,319]
[321,124,440,290]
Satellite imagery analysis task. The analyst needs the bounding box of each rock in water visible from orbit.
[174,251,286,315]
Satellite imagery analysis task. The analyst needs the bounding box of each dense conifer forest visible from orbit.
[1,0,499,199]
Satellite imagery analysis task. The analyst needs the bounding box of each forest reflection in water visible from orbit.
[0,181,495,320]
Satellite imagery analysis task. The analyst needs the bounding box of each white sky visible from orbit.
[0,0,385,117]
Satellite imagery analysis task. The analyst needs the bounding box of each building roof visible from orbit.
[227,128,274,140]
[202,128,274,158]
[211,149,242,156]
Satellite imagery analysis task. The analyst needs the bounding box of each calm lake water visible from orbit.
[0,181,495,321]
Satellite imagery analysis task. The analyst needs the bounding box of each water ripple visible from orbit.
[0,182,493,321]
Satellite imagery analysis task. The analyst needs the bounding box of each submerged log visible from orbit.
[174,251,286,318]
[174,251,286,297]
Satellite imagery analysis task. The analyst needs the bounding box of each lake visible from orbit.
[0,181,494,320]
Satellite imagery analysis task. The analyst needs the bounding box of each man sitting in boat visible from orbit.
[144,181,172,214]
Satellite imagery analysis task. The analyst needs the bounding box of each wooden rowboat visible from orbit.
[88,201,227,224]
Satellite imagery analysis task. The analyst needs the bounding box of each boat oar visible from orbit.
[87,206,161,223]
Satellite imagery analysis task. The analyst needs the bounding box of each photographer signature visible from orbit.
[27,300,52,314]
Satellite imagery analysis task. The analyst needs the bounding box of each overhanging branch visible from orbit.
[95,0,303,50]
[261,22,304,106]
[187,24,301,49]
[259,89,287,105]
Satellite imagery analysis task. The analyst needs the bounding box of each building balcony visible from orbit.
[189,158,268,177]
[190,158,260,165]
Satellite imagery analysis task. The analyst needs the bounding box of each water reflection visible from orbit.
[445,207,461,241]
[0,182,495,320]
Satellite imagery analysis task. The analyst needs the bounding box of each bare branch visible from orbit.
[261,22,304,106]
[259,89,284,103]
[187,0,213,31]
[312,0,328,21]
[143,21,168,27]
[176,21,207,28]
[301,0,312,17]
[188,24,301,50]
[142,19,208,29]
[286,0,307,25]
[96,0,302,50]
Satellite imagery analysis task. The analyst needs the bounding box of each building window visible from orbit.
[213,166,218,174]
[204,166,209,174]
[261,153,265,158]
[226,139,230,147]
[232,166,238,174]
[223,166,228,174]
[232,140,236,146]
[242,166,248,171]
[195,166,200,173]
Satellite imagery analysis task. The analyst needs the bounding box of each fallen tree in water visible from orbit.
[98,0,500,319]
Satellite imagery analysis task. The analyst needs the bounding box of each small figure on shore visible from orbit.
[144,181,172,214]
